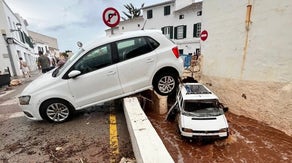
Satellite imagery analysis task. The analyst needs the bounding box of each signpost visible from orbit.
[102,7,120,35]
[200,30,208,41]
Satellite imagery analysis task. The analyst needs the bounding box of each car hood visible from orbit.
[21,71,59,95]
[180,114,228,131]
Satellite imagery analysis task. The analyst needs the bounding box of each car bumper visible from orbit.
[19,102,43,121]
[181,131,229,139]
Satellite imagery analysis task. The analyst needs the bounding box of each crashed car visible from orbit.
[18,30,184,123]
[167,83,229,140]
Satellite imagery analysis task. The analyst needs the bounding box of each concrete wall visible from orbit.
[201,0,292,136]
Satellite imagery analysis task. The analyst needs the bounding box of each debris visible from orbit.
[119,157,135,163]
[55,147,63,151]
[10,79,22,86]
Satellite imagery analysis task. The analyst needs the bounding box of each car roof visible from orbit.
[83,29,163,51]
[180,83,219,101]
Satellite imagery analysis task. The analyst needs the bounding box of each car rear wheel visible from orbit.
[40,99,74,123]
[153,72,178,96]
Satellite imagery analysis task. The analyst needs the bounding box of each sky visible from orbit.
[5,0,162,52]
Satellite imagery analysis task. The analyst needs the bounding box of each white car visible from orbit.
[170,83,229,140]
[19,30,184,123]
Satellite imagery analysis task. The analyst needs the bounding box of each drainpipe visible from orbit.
[2,33,17,76]
[240,1,253,79]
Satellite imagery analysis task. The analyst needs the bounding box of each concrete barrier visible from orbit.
[123,97,174,163]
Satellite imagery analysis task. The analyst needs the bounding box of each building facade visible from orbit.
[0,0,35,77]
[28,30,59,66]
[201,0,292,135]
[106,0,202,56]
[142,0,202,55]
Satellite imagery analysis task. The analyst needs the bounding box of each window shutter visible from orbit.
[174,27,177,39]
[183,25,187,38]
[170,26,173,39]
[193,24,197,37]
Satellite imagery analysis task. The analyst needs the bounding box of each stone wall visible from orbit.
[200,75,292,136]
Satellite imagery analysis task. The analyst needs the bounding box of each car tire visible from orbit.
[40,99,74,123]
[153,72,178,96]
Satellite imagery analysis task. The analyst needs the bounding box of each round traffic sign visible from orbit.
[102,7,120,28]
[200,30,208,41]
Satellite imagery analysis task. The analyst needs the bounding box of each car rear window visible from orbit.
[117,36,159,62]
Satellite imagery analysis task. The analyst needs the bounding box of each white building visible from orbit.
[0,0,35,77]
[106,0,203,55]
[28,30,59,64]
[201,0,292,135]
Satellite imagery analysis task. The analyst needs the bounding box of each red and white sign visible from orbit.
[200,30,208,41]
[102,7,120,28]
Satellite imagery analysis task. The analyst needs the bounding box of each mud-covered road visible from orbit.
[0,76,134,163]
[147,111,292,163]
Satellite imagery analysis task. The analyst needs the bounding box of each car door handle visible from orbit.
[146,58,154,63]
[107,71,116,76]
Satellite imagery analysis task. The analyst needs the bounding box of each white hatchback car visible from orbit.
[170,83,229,140]
[19,30,183,123]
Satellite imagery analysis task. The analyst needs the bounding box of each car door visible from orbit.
[116,36,158,93]
[67,44,123,108]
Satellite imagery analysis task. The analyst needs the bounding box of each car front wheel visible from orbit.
[153,72,178,96]
[40,99,74,123]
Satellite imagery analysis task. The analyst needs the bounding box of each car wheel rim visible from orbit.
[46,103,69,122]
[158,76,175,94]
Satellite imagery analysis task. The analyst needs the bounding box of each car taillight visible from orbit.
[172,47,180,58]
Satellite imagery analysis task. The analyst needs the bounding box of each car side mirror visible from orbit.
[223,107,228,112]
[68,70,81,78]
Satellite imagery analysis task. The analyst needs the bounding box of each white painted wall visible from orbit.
[201,0,292,82]
[0,0,35,76]
[200,0,292,136]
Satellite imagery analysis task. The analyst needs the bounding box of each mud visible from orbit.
[146,111,292,163]
[0,104,134,163]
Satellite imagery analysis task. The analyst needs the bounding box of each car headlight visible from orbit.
[182,128,193,133]
[18,95,31,105]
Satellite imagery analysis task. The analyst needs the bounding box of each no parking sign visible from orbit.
[102,7,120,28]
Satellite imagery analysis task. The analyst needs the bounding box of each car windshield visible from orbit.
[182,100,224,117]
[52,48,85,77]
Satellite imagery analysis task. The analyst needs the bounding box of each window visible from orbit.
[197,11,202,16]
[117,37,158,61]
[179,15,184,19]
[19,31,25,43]
[196,48,201,55]
[73,44,112,74]
[193,23,201,38]
[38,47,43,52]
[174,25,187,39]
[161,26,173,39]
[179,49,184,55]
[164,6,171,16]
[147,10,153,19]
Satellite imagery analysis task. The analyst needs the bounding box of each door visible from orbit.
[67,44,122,108]
[116,36,158,93]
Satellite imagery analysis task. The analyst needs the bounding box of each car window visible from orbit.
[73,44,112,74]
[146,36,160,49]
[116,37,155,62]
